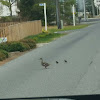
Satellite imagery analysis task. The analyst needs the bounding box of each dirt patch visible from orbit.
[0,43,48,66]
[0,51,29,66]
[37,43,49,47]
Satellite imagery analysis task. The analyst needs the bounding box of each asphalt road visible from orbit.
[80,18,100,24]
[0,22,100,99]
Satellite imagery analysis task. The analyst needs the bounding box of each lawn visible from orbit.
[25,33,65,43]
[46,24,89,33]
[26,24,89,43]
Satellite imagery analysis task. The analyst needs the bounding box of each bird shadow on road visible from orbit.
[32,67,52,70]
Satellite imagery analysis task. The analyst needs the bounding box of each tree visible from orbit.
[0,0,17,16]
[0,3,3,16]
[60,0,75,25]
[32,0,56,25]
[85,0,95,17]
[18,0,35,21]
[18,0,56,25]
[18,0,75,25]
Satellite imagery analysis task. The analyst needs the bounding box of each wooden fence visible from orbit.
[0,20,42,41]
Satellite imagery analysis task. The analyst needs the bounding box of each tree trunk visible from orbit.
[8,0,12,16]
[91,0,95,17]
[9,4,12,16]
[56,0,61,29]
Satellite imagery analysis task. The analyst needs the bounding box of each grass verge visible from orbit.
[47,24,89,33]
[26,24,89,43]
[25,33,66,43]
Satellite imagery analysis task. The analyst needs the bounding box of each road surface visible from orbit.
[81,18,100,24]
[0,22,100,99]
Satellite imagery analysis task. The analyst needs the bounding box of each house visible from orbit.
[94,0,100,7]
[94,0,100,15]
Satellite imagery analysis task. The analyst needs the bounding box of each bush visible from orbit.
[8,42,27,52]
[0,49,9,61]
[0,42,10,51]
[0,41,30,52]
[20,39,36,49]
[21,42,31,51]
[0,39,36,61]
[0,16,20,22]
[0,16,12,22]
[32,37,38,42]
[42,29,48,33]
[0,49,9,58]
[0,40,36,52]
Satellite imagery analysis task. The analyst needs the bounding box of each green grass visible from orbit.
[26,24,89,43]
[47,24,89,33]
[25,33,65,43]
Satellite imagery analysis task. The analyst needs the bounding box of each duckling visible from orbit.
[64,60,67,63]
[89,61,93,65]
[39,58,50,69]
[56,61,59,64]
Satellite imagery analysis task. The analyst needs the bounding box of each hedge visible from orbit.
[0,49,9,61]
[20,39,36,49]
[0,39,36,52]
[0,39,36,61]
[0,42,30,52]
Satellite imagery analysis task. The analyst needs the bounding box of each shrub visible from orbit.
[42,29,48,33]
[8,42,27,52]
[0,52,6,61]
[0,16,20,22]
[32,37,38,42]
[0,16,12,22]
[0,41,30,52]
[0,42,10,51]
[0,49,9,58]
[20,39,36,49]
[0,49,9,61]
[21,42,31,51]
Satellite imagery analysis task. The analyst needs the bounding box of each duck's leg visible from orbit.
[45,66,47,69]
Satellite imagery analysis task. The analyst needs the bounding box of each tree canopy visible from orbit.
[18,0,75,25]
[18,0,56,25]
[0,0,75,25]
[0,3,3,16]
[18,0,35,20]
[60,0,75,24]
[85,0,96,16]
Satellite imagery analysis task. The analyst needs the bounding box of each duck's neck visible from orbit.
[41,59,43,63]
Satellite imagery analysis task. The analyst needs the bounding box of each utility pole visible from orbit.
[72,5,76,26]
[83,0,86,21]
[39,3,47,31]
[76,0,79,16]
[97,6,99,15]
[56,0,61,29]
[91,0,95,17]
[44,3,47,31]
